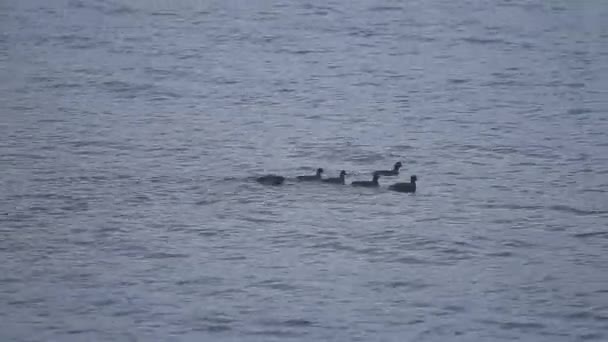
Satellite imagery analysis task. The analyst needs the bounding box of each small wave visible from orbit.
[249,280,298,291]
[60,201,89,212]
[479,203,544,211]
[567,108,592,115]
[579,333,605,340]
[196,325,231,332]
[501,240,537,248]
[448,78,470,84]
[392,256,448,266]
[252,318,315,337]
[486,251,513,257]
[150,11,177,17]
[501,321,546,330]
[310,240,356,253]
[197,230,220,237]
[483,80,526,87]
[564,311,606,321]
[201,315,234,325]
[66,328,98,335]
[50,82,82,89]
[176,277,223,286]
[145,252,189,259]
[2,152,47,160]
[149,91,181,101]
[7,104,35,112]
[549,205,608,216]
[368,280,431,291]
[124,194,151,203]
[9,193,74,201]
[0,277,22,284]
[480,319,545,331]
[248,330,304,338]
[195,199,221,206]
[348,28,377,38]
[520,42,535,50]
[342,154,386,164]
[102,5,138,16]
[241,215,284,224]
[281,319,314,327]
[443,305,466,313]
[461,37,510,45]
[369,6,403,12]
[573,231,608,239]
[100,80,155,95]
[36,118,65,124]
[218,255,247,261]
[278,49,329,55]
[96,226,122,234]
[565,83,586,88]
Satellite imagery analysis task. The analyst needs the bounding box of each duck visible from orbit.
[256,174,285,185]
[388,175,417,193]
[374,162,402,176]
[322,170,346,184]
[297,168,324,181]
[351,173,380,187]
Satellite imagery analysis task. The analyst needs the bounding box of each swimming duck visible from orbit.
[297,168,324,181]
[351,173,380,187]
[322,170,346,184]
[388,175,417,193]
[374,162,402,176]
[256,174,285,185]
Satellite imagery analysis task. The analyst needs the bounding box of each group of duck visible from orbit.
[256,162,418,193]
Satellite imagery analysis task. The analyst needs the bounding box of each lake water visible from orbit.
[1,0,607,341]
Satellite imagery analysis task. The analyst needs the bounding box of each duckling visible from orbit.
[374,162,402,176]
[351,173,380,187]
[388,175,417,193]
[297,168,324,181]
[256,174,285,185]
[322,170,346,184]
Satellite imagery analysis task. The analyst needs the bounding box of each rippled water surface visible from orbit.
[1,0,608,341]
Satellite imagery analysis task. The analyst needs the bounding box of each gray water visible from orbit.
[1,0,608,341]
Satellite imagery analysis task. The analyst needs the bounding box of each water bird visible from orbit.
[297,168,324,181]
[351,173,380,187]
[388,175,417,193]
[374,162,402,176]
[322,170,346,184]
[256,174,285,185]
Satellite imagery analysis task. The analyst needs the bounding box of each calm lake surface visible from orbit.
[1,0,607,341]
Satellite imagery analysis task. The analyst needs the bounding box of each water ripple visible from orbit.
[1,0,607,341]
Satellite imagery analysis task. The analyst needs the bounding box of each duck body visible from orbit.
[297,168,324,181]
[322,170,346,184]
[388,175,417,193]
[256,174,285,185]
[351,173,380,187]
[374,162,402,176]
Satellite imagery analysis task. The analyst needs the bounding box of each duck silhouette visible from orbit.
[374,162,402,176]
[322,170,346,184]
[297,168,324,181]
[388,175,417,193]
[351,173,380,187]
[256,174,285,185]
